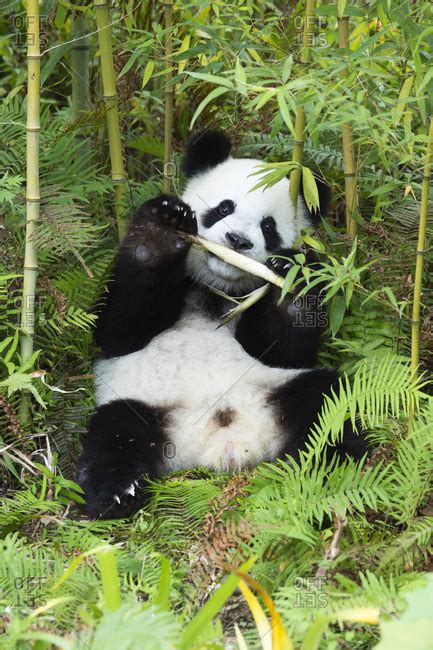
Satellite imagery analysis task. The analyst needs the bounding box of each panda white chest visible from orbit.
[94,304,301,471]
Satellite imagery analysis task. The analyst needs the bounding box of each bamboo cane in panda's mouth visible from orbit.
[182,233,284,289]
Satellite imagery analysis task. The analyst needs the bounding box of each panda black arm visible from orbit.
[94,195,197,358]
[235,248,326,369]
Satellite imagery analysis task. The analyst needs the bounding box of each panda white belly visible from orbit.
[94,307,304,471]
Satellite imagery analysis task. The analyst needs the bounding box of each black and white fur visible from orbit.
[78,130,366,519]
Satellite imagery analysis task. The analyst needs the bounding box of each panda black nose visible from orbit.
[225,231,253,251]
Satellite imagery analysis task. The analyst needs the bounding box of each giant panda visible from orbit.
[78,130,367,519]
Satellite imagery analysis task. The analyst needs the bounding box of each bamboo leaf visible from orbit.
[337,0,347,18]
[282,55,293,83]
[177,34,191,74]
[277,89,295,135]
[237,573,293,650]
[235,56,247,94]
[329,294,347,336]
[234,624,249,650]
[154,556,171,611]
[179,558,256,649]
[394,76,414,126]
[51,544,112,591]
[185,71,234,89]
[118,51,139,79]
[238,580,272,650]
[301,234,326,252]
[99,547,121,612]
[190,86,229,129]
[141,60,154,89]
[302,166,320,212]
[280,264,301,302]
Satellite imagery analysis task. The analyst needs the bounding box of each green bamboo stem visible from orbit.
[71,11,90,154]
[94,0,128,240]
[338,14,358,238]
[410,117,433,380]
[289,107,306,208]
[162,0,174,193]
[20,0,41,417]
[289,0,315,210]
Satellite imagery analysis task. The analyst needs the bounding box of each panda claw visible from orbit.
[114,494,121,504]
[135,195,197,241]
[125,483,135,497]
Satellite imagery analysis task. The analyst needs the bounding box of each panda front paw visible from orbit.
[266,249,297,278]
[122,195,197,265]
[145,194,197,235]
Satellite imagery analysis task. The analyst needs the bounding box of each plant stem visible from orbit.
[186,234,284,288]
[94,0,128,240]
[338,14,358,238]
[410,117,433,380]
[71,11,90,154]
[99,548,121,611]
[289,0,315,210]
[20,0,41,419]
[163,0,174,193]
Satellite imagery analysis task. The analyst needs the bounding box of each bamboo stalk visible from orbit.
[185,234,284,288]
[338,14,358,238]
[94,0,128,240]
[20,0,41,417]
[71,10,90,154]
[162,0,174,193]
[289,0,315,210]
[410,117,433,380]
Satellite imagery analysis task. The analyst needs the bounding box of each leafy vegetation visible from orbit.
[1,0,432,648]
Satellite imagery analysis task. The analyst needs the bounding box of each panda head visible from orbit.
[181,130,330,294]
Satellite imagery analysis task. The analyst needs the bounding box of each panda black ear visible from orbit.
[182,130,232,177]
[300,174,332,224]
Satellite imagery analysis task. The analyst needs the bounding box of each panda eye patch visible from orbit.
[218,200,234,217]
[261,217,275,233]
[261,216,276,233]
[202,199,235,228]
[261,216,282,251]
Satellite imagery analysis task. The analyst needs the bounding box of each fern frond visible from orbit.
[378,518,433,571]
[304,355,428,460]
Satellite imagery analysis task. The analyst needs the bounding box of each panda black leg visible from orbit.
[94,195,197,358]
[78,400,168,519]
[270,368,368,461]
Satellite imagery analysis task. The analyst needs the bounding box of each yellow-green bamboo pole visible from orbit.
[71,11,90,154]
[162,0,174,193]
[71,14,90,122]
[94,0,128,240]
[20,1,41,413]
[410,116,433,380]
[338,14,358,238]
[289,0,315,210]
